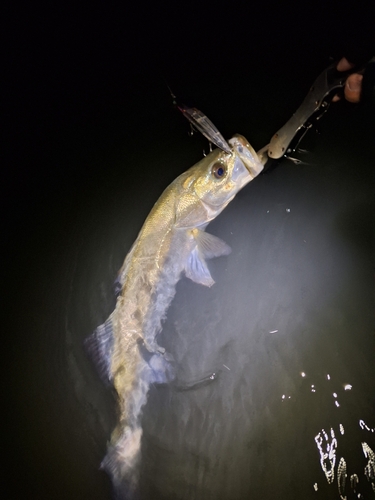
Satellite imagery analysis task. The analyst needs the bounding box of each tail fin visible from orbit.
[100,350,174,498]
[101,426,143,499]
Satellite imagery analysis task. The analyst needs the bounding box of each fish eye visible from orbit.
[211,162,226,179]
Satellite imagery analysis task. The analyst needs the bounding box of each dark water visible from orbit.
[4,3,375,499]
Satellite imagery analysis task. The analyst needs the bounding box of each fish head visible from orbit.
[183,134,263,220]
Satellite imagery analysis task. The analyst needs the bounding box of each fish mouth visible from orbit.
[229,134,264,179]
[230,154,253,188]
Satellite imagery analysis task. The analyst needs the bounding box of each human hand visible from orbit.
[332,57,363,103]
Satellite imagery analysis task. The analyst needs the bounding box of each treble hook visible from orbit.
[203,141,213,157]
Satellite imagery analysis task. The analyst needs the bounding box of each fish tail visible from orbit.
[101,425,143,499]
[102,352,173,498]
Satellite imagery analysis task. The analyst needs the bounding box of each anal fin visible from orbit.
[137,339,175,384]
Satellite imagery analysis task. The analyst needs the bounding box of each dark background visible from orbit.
[3,2,375,499]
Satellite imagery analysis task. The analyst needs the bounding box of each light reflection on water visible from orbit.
[309,388,375,497]
[277,364,375,498]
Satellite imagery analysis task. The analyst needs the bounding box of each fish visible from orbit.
[85,134,263,497]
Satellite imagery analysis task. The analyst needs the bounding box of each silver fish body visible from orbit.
[86,134,263,495]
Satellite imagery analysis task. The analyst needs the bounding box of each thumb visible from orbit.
[344,73,363,103]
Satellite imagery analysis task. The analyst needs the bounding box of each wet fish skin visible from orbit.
[86,134,263,495]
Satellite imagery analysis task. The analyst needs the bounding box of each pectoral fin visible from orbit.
[193,229,231,259]
[185,247,215,287]
[184,231,231,287]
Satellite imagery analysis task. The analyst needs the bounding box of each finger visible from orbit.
[336,57,356,72]
[344,73,363,103]
[332,57,357,102]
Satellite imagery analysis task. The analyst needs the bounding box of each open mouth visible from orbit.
[229,135,264,179]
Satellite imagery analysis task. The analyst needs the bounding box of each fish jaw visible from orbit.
[229,134,264,180]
